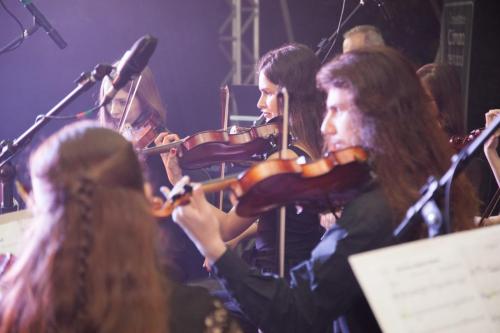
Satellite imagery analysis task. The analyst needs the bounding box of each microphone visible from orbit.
[102,35,158,105]
[20,0,67,49]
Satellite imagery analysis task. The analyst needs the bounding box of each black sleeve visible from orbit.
[212,187,394,333]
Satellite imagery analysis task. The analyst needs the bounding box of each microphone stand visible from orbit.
[0,23,39,55]
[394,116,500,239]
[0,161,16,214]
[0,64,113,214]
[315,0,366,58]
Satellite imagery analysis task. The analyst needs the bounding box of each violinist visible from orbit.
[98,65,168,188]
[171,47,478,333]
[98,66,206,282]
[417,63,496,226]
[98,66,167,136]
[158,43,325,278]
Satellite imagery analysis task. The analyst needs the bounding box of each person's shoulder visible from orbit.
[308,184,394,268]
[346,184,387,210]
[338,183,394,233]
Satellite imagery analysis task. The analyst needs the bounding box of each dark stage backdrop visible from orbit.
[0,0,466,182]
[0,1,235,181]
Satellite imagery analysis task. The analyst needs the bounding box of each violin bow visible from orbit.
[478,188,500,226]
[278,87,290,278]
[117,74,143,134]
[218,85,230,210]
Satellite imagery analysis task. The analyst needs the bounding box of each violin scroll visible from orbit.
[152,181,194,218]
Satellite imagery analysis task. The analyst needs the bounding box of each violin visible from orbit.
[152,146,370,218]
[141,117,282,169]
[114,74,166,150]
[122,109,166,149]
[449,128,483,151]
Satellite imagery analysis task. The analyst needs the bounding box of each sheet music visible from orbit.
[349,224,500,333]
[0,210,33,256]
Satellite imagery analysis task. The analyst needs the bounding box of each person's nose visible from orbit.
[321,110,337,136]
[257,93,266,110]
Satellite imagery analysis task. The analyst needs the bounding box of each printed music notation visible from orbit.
[349,224,500,333]
[0,209,33,256]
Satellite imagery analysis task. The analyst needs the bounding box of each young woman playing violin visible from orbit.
[98,66,208,282]
[98,66,167,146]
[171,47,479,333]
[157,43,325,278]
[98,65,174,196]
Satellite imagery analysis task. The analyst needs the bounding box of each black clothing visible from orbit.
[145,154,213,282]
[213,144,323,333]
[212,184,395,333]
[251,145,323,276]
[254,205,322,275]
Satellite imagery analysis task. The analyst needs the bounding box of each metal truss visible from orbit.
[218,0,260,85]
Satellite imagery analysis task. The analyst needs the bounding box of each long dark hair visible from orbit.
[417,63,466,136]
[0,121,169,333]
[258,43,324,158]
[317,47,478,231]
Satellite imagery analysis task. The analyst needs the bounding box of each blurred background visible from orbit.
[0,0,499,181]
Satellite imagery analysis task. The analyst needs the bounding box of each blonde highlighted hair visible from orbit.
[98,66,167,128]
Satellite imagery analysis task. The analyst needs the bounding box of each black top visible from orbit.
[252,145,323,275]
[145,154,212,282]
[212,183,396,333]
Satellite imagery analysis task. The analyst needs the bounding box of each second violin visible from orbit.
[141,118,282,169]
